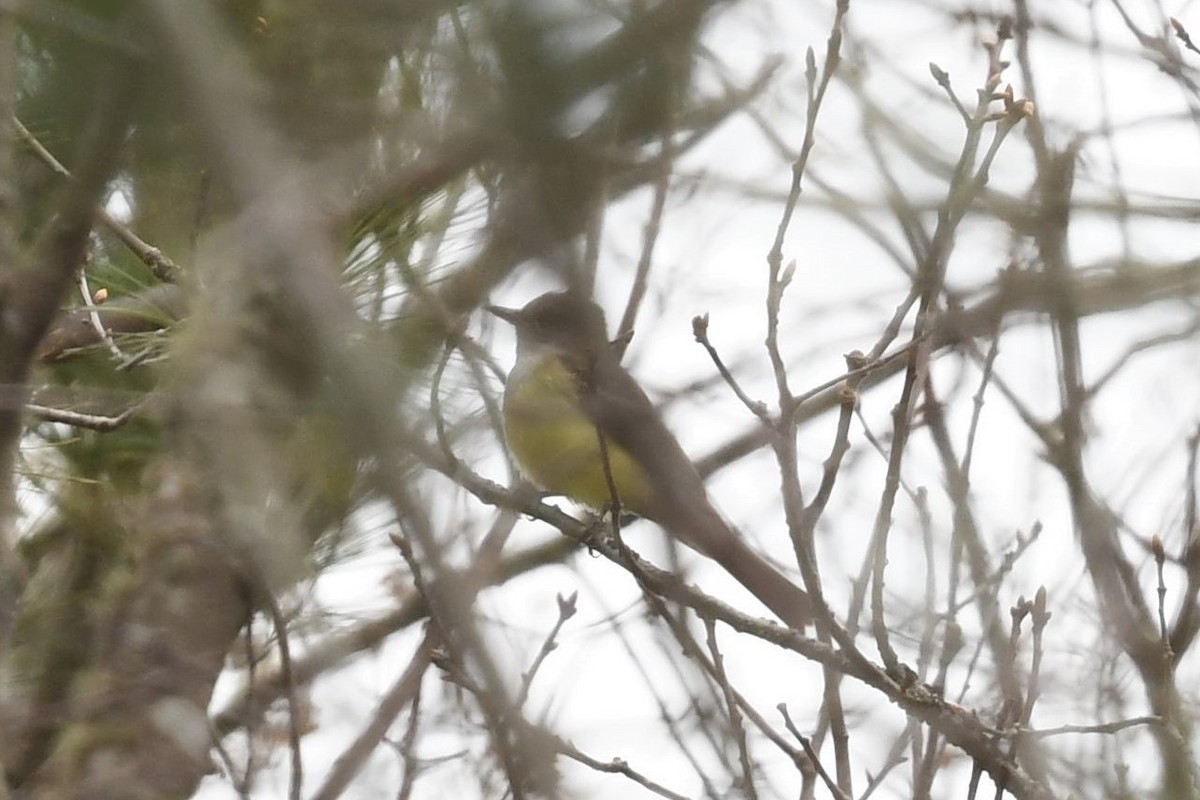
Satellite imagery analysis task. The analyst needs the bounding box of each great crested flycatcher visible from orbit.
[489,291,812,629]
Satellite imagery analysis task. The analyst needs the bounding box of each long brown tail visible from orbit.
[662,500,813,629]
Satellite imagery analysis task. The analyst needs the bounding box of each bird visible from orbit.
[489,291,812,629]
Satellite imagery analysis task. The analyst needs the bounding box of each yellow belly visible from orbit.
[503,358,654,515]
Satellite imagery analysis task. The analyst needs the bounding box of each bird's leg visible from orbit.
[581,513,609,555]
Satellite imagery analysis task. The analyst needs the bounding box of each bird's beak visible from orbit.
[486,304,523,325]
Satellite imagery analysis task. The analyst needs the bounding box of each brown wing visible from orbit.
[574,351,707,522]
[574,350,813,629]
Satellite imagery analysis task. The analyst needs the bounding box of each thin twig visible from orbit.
[258,591,303,800]
[393,658,426,800]
[1171,427,1200,654]
[960,299,1003,478]
[514,591,577,711]
[703,618,758,800]
[616,126,674,354]
[1020,587,1051,727]
[309,629,435,800]
[1153,536,1170,648]
[777,704,850,800]
[25,402,140,431]
[77,268,125,360]
[557,739,691,800]
[13,115,181,281]
[1026,716,1162,739]
[692,313,771,424]
[928,62,972,123]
